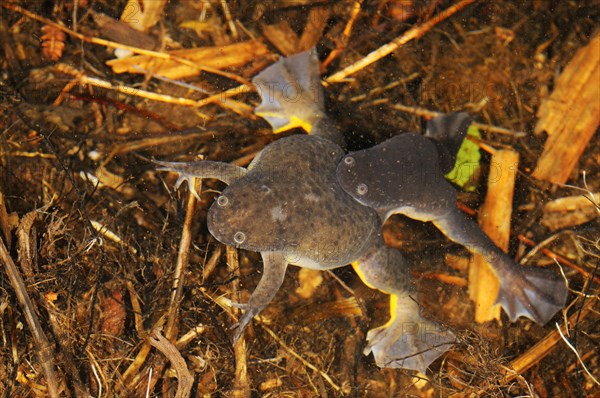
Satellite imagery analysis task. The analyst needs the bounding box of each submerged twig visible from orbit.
[518,234,600,285]
[389,103,527,137]
[228,247,251,398]
[148,328,194,398]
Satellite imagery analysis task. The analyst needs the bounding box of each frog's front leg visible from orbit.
[354,244,455,372]
[231,251,288,343]
[432,208,568,324]
[155,160,247,198]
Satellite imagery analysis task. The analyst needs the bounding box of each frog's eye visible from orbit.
[343,156,355,166]
[356,183,368,196]
[233,231,246,244]
[260,185,271,194]
[217,195,229,206]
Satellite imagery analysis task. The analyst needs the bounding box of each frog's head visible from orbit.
[335,147,397,211]
[207,179,285,252]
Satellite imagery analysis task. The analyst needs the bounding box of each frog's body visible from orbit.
[157,48,456,372]
[336,116,568,325]
[207,135,378,264]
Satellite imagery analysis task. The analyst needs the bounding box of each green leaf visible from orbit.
[444,124,481,191]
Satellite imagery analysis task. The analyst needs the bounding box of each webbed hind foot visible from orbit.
[364,295,455,373]
[252,48,324,134]
[496,265,568,324]
[252,48,344,145]
[432,208,568,324]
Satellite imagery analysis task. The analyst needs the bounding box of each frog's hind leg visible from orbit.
[155,160,247,198]
[252,49,344,146]
[432,208,568,324]
[231,251,288,343]
[354,244,455,372]
[252,48,324,134]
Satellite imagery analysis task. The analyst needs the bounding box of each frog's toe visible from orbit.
[232,306,262,344]
[364,295,455,373]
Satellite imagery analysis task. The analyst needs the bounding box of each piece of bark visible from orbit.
[469,149,519,323]
[532,32,600,184]
[541,193,599,231]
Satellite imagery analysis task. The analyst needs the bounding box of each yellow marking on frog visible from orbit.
[351,261,376,289]
[353,260,398,326]
[278,115,313,133]
[385,294,398,327]
[255,111,314,134]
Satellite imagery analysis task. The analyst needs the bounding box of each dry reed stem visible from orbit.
[506,298,594,379]
[321,0,363,70]
[165,178,201,341]
[227,247,251,398]
[389,103,527,137]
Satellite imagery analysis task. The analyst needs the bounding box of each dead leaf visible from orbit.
[44,292,59,303]
[41,25,66,61]
[295,268,323,299]
[101,290,126,337]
